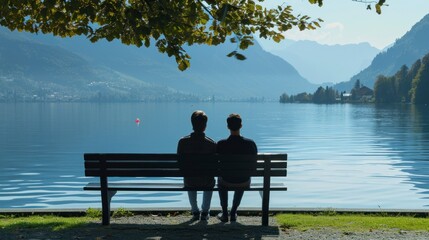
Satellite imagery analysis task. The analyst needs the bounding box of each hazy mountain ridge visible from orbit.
[177,42,315,99]
[260,39,380,85]
[335,13,429,91]
[0,28,193,101]
[0,27,317,101]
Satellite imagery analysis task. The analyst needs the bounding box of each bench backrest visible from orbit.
[84,153,287,178]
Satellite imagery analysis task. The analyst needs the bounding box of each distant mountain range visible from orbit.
[0,27,317,101]
[261,39,380,85]
[335,13,429,91]
[0,28,191,102]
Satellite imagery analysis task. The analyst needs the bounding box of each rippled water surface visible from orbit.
[1,103,429,209]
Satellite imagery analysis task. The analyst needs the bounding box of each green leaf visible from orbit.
[239,39,252,50]
[227,51,237,57]
[375,4,382,14]
[235,53,246,60]
[378,0,386,6]
[308,0,322,6]
[144,38,150,47]
[152,31,160,40]
[178,59,190,71]
[272,35,283,43]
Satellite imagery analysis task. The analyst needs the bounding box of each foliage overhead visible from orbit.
[0,0,386,70]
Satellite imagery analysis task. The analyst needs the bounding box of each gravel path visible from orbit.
[3,214,429,239]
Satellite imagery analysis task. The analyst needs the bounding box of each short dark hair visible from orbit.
[191,110,208,132]
[227,113,242,131]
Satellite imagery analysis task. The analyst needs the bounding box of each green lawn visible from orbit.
[276,213,429,232]
[2,212,429,233]
[0,215,96,231]
[0,208,123,231]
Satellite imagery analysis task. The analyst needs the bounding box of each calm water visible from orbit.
[1,102,429,210]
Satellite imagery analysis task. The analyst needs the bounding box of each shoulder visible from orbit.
[216,139,228,150]
[179,135,192,141]
[241,136,257,151]
[241,136,256,144]
[178,135,192,143]
[204,136,217,144]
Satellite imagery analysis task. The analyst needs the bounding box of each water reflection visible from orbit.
[257,104,429,209]
[373,105,429,205]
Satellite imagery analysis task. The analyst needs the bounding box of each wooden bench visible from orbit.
[83,153,287,226]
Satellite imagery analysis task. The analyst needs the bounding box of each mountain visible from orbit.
[335,13,429,91]
[259,39,380,85]
[178,42,316,99]
[0,28,192,101]
[1,27,317,101]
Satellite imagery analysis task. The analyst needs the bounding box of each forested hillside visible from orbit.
[335,13,429,92]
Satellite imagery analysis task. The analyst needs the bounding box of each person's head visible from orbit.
[191,110,208,133]
[227,113,242,132]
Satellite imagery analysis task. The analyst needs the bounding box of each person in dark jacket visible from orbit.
[177,110,217,221]
[216,113,257,222]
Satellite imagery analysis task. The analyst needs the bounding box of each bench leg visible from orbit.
[262,188,270,226]
[101,189,117,225]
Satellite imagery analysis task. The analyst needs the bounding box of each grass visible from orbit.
[276,212,429,232]
[0,208,133,232]
[2,211,429,233]
[112,207,134,218]
[0,215,96,231]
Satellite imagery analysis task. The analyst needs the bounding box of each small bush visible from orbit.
[85,208,102,218]
[112,208,134,218]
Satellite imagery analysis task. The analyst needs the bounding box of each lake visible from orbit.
[1,102,429,210]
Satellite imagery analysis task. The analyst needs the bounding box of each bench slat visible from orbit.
[85,162,181,168]
[85,153,287,162]
[84,182,287,191]
[84,153,178,161]
[85,169,287,177]
[85,161,286,169]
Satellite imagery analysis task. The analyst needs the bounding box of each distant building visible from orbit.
[341,92,352,102]
[356,86,374,97]
[340,86,374,103]
[354,86,374,102]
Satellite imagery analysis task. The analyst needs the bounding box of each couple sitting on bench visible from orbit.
[177,111,257,223]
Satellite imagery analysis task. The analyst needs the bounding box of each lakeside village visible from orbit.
[279,79,374,104]
[281,52,429,105]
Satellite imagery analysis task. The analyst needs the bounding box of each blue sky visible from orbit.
[259,0,429,50]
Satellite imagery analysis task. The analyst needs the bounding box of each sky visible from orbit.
[258,0,429,50]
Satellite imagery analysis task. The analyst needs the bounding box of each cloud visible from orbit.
[325,22,345,31]
[282,21,347,45]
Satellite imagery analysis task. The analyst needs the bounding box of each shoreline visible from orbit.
[2,207,429,216]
